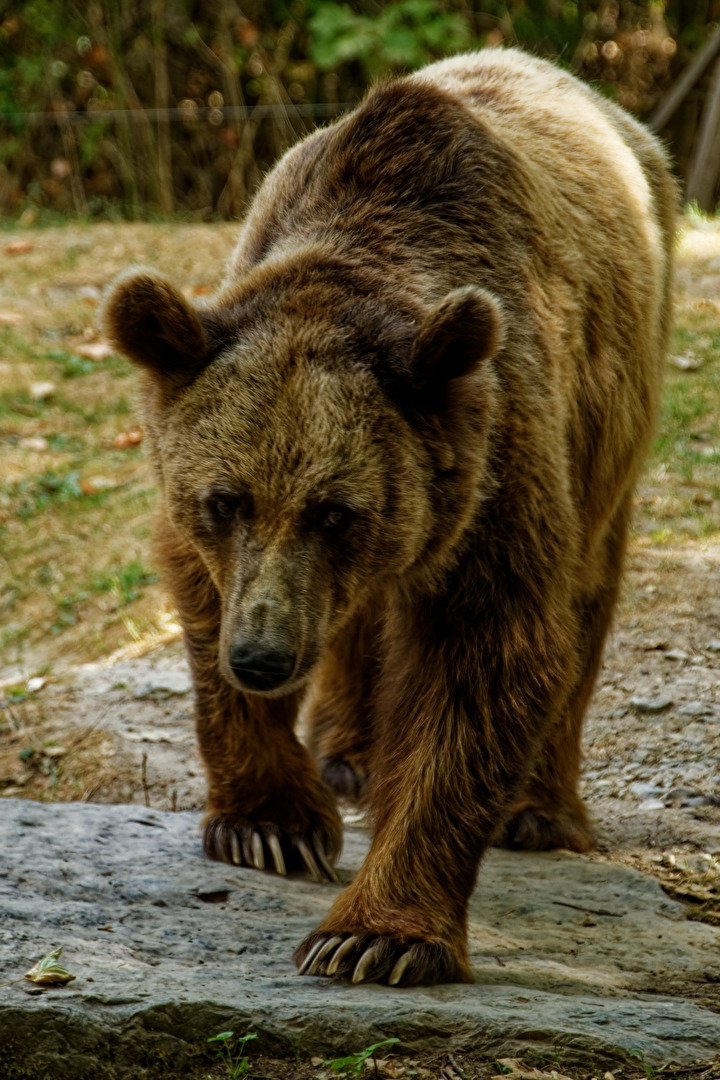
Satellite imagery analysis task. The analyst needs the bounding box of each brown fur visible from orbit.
[104,49,676,987]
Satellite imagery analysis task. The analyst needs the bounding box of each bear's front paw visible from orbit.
[294,931,467,987]
[203,815,340,883]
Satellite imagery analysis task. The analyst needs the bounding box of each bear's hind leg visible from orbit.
[499,727,594,853]
[304,607,381,806]
[500,504,629,853]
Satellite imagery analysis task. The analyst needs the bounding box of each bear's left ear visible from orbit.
[409,285,504,391]
[103,269,208,392]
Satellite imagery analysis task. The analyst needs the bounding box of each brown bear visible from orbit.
[104,48,676,988]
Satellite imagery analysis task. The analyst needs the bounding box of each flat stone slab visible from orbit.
[1,801,718,1078]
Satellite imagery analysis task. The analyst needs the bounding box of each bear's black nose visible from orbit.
[229,645,295,692]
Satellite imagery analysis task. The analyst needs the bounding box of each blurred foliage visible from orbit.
[0,1,718,219]
[309,0,471,76]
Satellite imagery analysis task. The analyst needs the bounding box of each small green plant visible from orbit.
[48,348,94,378]
[628,1047,669,1080]
[90,560,158,606]
[7,469,110,521]
[323,1037,400,1075]
[207,1031,257,1078]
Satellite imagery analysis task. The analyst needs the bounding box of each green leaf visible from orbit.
[324,1038,400,1074]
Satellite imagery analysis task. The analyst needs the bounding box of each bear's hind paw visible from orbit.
[500,807,594,853]
[295,931,467,986]
[203,816,340,882]
[320,756,368,803]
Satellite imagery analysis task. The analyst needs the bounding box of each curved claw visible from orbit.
[306,935,343,976]
[295,838,323,883]
[267,833,287,876]
[298,937,327,976]
[312,833,340,883]
[388,950,413,986]
[229,832,242,866]
[352,945,381,984]
[326,934,360,976]
[251,831,265,871]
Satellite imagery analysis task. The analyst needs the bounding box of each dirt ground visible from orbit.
[2,217,720,1079]
[195,1051,720,1080]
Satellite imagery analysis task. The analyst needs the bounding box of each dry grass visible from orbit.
[0,692,133,803]
[0,221,237,677]
[0,711,112,801]
[632,214,720,545]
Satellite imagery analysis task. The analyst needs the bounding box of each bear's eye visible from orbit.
[320,504,354,532]
[208,496,235,520]
[202,487,253,530]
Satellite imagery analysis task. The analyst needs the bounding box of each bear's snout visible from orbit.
[228,643,296,693]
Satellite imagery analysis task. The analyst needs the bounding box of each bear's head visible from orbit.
[104,264,503,696]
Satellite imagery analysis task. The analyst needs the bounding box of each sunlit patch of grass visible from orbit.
[0,391,47,420]
[3,469,112,521]
[90,560,159,606]
[46,432,87,453]
[641,301,720,539]
[0,324,36,360]
[0,220,244,672]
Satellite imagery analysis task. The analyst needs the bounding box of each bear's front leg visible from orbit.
[159,517,343,882]
[196,668,342,882]
[295,590,575,984]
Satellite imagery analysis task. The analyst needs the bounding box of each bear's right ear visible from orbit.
[409,285,504,393]
[103,269,208,392]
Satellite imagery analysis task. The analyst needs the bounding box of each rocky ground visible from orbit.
[2,800,719,1080]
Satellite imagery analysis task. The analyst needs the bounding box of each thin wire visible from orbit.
[0,103,354,125]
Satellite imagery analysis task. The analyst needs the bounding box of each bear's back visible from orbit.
[230,50,673,314]
[222,50,675,546]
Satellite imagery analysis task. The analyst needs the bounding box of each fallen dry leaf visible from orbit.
[670,351,704,371]
[30,381,56,401]
[5,239,33,255]
[383,1064,407,1078]
[25,945,76,985]
[492,1061,576,1080]
[19,436,49,452]
[75,341,114,361]
[80,476,115,495]
[113,428,143,449]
